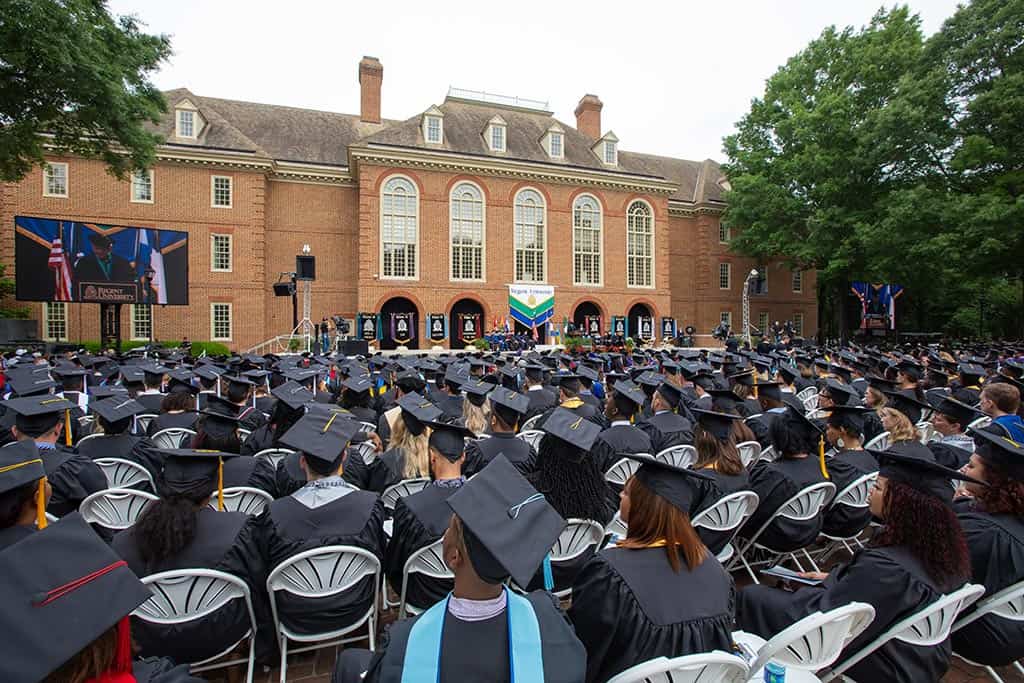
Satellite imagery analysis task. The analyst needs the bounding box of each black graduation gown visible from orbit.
[524,387,557,421]
[538,400,606,431]
[40,443,107,518]
[384,484,459,612]
[591,423,653,474]
[335,591,587,683]
[736,397,762,418]
[462,432,535,478]
[347,404,378,425]
[737,546,957,682]
[268,488,386,635]
[740,456,829,551]
[255,395,276,417]
[147,411,198,436]
[343,447,407,494]
[578,390,602,412]
[135,392,166,414]
[0,524,34,551]
[745,409,786,448]
[820,450,878,538]
[793,376,815,393]
[693,469,751,556]
[929,441,972,471]
[236,405,268,432]
[112,508,272,663]
[223,455,279,496]
[132,657,205,683]
[77,433,163,485]
[862,410,885,443]
[569,547,736,683]
[952,506,1024,665]
[953,386,981,406]
[636,411,694,454]
[196,391,216,411]
[240,423,276,456]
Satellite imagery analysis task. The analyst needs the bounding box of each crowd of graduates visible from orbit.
[0,336,1023,682]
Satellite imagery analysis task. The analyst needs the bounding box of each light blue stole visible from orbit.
[400,587,544,683]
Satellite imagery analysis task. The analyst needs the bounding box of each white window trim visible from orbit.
[547,131,564,159]
[603,140,618,166]
[449,181,486,283]
[211,175,232,208]
[130,304,152,341]
[211,233,233,273]
[572,193,604,287]
[720,311,733,327]
[792,269,803,293]
[487,123,507,152]
[379,174,420,281]
[719,224,731,244]
[42,302,68,341]
[130,169,154,204]
[793,312,805,336]
[43,162,68,198]
[210,303,233,341]
[626,199,655,289]
[423,113,444,145]
[513,187,548,284]
[176,109,197,139]
[719,262,731,290]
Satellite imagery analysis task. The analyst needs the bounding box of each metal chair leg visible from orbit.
[278,636,288,683]
[801,548,821,573]
[983,665,1005,683]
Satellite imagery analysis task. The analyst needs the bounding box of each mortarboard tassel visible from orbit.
[217,456,224,511]
[818,434,829,479]
[752,371,758,400]
[64,409,72,446]
[114,615,133,674]
[36,478,47,529]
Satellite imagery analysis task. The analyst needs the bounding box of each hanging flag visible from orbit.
[47,222,73,301]
[531,323,538,341]
[390,312,416,344]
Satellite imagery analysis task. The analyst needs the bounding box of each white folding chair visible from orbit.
[238,428,252,441]
[545,519,605,598]
[135,413,158,434]
[207,487,273,515]
[818,471,878,556]
[76,432,104,446]
[397,538,452,618]
[968,415,992,431]
[516,428,545,452]
[78,414,96,429]
[796,386,818,403]
[691,490,760,564]
[864,430,891,451]
[519,413,543,432]
[253,447,295,469]
[802,393,821,412]
[917,421,938,444]
[151,427,197,449]
[757,445,778,463]
[352,440,377,465]
[606,457,641,486]
[805,408,827,420]
[655,445,696,469]
[727,481,836,583]
[382,477,430,512]
[820,583,986,681]
[93,457,156,490]
[605,512,629,540]
[79,488,158,531]
[267,546,381,683]
[734,602,876,680]
[606,651,750,683]
[951,578,1024,682]
[736,441,762,468]
[358,421,377,434]
[134,568,257,683]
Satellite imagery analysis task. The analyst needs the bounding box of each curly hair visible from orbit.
[873,479,971,591]
[392,413,430,479]
[974,461,1024,516]
[133,489,209,573]
[529,433,613,525]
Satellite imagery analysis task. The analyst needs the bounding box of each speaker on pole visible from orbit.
[273,282,295,297]
[295,255,316,281]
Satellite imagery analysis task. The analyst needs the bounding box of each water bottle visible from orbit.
[764,661,786,683]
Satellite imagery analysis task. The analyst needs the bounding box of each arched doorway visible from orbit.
[627,303,654,342]
[380,296,419,350]
[573,300,603,336]
[449,298,485,349]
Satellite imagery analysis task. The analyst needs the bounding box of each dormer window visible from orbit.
[423,107,444,144]
[593,131,619,166]
[176,110,195,138]
[549,131,563,158]
[603,140,617,165]
[486,115,507,152]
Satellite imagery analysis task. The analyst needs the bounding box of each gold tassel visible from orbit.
[818,435,829,479]
[752,371,759,399]
[217,457,224,511]
[64,410,72,446]
[37,478,47,529]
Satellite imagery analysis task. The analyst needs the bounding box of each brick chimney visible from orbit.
[359,56,383,124]
[574,94,603,140]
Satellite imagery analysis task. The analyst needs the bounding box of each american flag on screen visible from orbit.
[47,222,72,301]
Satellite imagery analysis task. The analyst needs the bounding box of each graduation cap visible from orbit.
[159,448,241,509]
[866,375,898,393]
[489,388,529,416]
[447,455,566,587]
[896,359,923,381]
[271,380,314,411]
[971,429,1024,480]
[636,371,666,388]
[756,381,783,402]
[0,441,47,529]
[342,375,373,394]
[882,389,931,424]
[2,396,75,443]
[118,366,146,385]
[869,441,983,505]
[140,364,169,383]
[706,388,743,413]
[426,419,475,462]
[52,366,88,391]
[825,405,869,434]
[822,378,859,406]
[930,395,982,427]
[692,408,741,441]
[654,381,682,409]
[166,368,197,395]
[5,372,57,397]
[958,363,986,381]
[555,373,581,391]
[776,364,799,384]
[198,396,241,439]
[621,452,714,515]
[395,369,426,393]
[279,410,360,465]
[397,392,442,436]
[192,364,223,383]
[540,407,601,452]
[0,512,153,682]
[611,379,646,407]
[87,385,129,400]
[88,396,146,424]
[460,378,492,406]
[577,365,600,383]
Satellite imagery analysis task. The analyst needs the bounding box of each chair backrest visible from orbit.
[135,414,158,433]
[805,408,827,420]
[516,429,544,451]
[654,445,696,469]
[691,490,760,533]
[917,421,937,444]
[606,651,750,683]
[135,568,255,629]
[750,602,876,675]
[237,428,252,441]
[403,538,452,581]
[382,477,430,511]
[207,487,273,515]
[967,415,992,431]
[736,441,762,468]
[268,545,380,602]
[830,471,878,510]
[776,482,836,521]
[358,421,377,434]
[796,386,818,402]
[78,414,96,428]
[79,488,158,530]
[802,393,821,412]
[151,427,197,449]
[551,519,605,563]
[605,457,641,486]
[605,513,629,539]
[863,431,890,451]
[952,578,1024,632]
[93,457,155,490]
[519,414,543,432]
[758,445,778,463]
[77,432,104,446]
[352,440,377,465]
[253,447,295,469]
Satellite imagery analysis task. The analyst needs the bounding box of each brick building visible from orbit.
[0,56,817,351]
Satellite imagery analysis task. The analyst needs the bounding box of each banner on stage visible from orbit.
[458,313,480,342]
[508,284,554,329]
[661,317,677,340]
[611,316,627,337]
[390,312,416,345]
[357,312,380,341]
[584,315,601,336]
[427,314,447,342]
[639,316,655,341]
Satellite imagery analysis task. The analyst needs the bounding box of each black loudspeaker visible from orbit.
[273,282,294,297]
[340,339,369,356]
[295,255,316,281]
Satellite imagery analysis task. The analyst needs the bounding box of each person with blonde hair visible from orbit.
[877,406,918,443]
[459,378,492,436]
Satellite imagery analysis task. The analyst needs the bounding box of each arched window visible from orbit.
[514,188,546,282]
[450,182,485,281]
[626,200,654,287]
[573,194,602,286]
[381,176,418,279]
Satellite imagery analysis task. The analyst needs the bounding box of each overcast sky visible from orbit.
[108,0,963,163]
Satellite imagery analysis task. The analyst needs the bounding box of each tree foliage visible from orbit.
[0,0,172,181]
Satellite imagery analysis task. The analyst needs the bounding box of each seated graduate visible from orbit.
[78,395,163,486]
[220,373,269,431]
[928,396,982,468]
[590,379,653,475]
[540,373,606,428]
[268,409,386,636]
[0,513,202,683]
[522,361,558,421]
[980,382,1024,442]
[459,378,492,436]
[690,408,750,556]
[737,440,978,682]
[951,429,1024,668]
[744,381,790,447]
[726,369,763,418]
[376,370,426,448]
[434,366,466,421]
[385,420,471,613]
[344,393,440,494]
[739,406,831,552]
[0,440,49,550]
[146,389,199,435]
[819,405,879,540]
[953,362,986,406]
[112,448,273,663]
[194,396,278,495]
[193,363,223,411]
[3,395,106,518]
[462,388,534,478]
[569,452,735,683]
[636,381,695,453]
[241,379,311,456]
[135,364,168,414]
[340,375,380,425]
[333,455,586,683]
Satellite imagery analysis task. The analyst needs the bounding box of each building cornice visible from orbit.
[668,200,726,217]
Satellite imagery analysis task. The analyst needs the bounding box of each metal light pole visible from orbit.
[742,268,758,346]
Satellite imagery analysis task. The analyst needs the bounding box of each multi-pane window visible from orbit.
[719,262,731,289]
[211,234,232,272]
[490,125,505,152]
[44,303,67,341]
[381,176,418,279]
[793,313,804,336]
[549,132,563,158]
[131,170,153,202]
[44,163,68,197]
[792,269,803,293]
[720,311,732,327]
[131,304,152,340]
[719,224,731,243]
[758,312,769,336]
[425,116,442,143]
[450,183,484,281]
[626,201,653,287]
[177,110,195,137]
[211,176,232,207]
[211,303,232,341]
[514,189,545,282]
[573,195,602,285]
[603,141,617,165]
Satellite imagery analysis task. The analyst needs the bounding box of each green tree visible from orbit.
[0,0,171,181]
[0,262,28,318]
